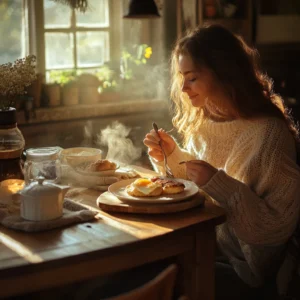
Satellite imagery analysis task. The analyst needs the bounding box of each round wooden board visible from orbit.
[97,191,205,214]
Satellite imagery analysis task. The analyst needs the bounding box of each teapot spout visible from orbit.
[48,182,70,198]
[60,185,70,198]
[62,186,70,197]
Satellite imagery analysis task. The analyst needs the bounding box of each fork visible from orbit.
[152,122,175,178]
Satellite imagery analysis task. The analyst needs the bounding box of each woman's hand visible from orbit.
[143,128,176,162]
[185,160,218,187]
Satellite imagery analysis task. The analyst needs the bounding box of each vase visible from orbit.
[0,107,25,181]
[62,86,79,106]
[44,83,61,107]
[80,87,99,104]
[27,73,44,108]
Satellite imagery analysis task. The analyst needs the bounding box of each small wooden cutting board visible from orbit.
[97,191,205,214]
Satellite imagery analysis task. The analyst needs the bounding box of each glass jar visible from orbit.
[24,147,62,185]
[0,107,25,181]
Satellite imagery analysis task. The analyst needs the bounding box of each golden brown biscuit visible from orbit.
[151,176,185,195]
[86,159,117,172]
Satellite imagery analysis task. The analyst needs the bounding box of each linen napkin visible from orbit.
[0,194,98,232]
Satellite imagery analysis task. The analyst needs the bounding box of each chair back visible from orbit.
[105,264,178,300]
[275,141,300,298]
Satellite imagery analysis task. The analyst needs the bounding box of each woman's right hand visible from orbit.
[143,128,176,162]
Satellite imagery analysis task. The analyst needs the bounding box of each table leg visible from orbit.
[176,225,216,300]
[196,226,216,300]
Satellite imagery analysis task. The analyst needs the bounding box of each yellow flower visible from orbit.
[103,81,111,89]
[144,47,152,59]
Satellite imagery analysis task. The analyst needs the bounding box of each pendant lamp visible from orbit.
[124,0,161,19]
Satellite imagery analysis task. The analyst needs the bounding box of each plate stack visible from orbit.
[59,147,140,191]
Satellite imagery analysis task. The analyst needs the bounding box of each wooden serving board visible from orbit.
[97,191,205,214]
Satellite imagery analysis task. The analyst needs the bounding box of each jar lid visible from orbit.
[21,176,60,197]
[0,107,17,126]
[26,147,62,161]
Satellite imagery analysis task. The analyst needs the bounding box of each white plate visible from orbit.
[75,164,120,177]
[108,178,199,204]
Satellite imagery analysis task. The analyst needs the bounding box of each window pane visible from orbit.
[76,31,109,67]
[0,0,25,64]
[76,0,109,27]
[44,0,71,29]
[45,33,74,69]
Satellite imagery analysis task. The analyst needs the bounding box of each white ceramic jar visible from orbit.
[20,177,69,221]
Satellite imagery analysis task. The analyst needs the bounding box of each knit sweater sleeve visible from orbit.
[201,119,300,246]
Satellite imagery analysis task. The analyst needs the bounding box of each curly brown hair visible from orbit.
[170,24,299,150]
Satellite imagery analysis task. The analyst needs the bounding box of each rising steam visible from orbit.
[96,121,142,165]
[82,120,93,146]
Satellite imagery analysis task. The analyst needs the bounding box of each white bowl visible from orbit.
[60,147,103,168]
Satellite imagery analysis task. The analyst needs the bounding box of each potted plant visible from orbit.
[43,82,61,107]
[120,44,153,99]
[96,64,120,102]
[100,79,120,101]
[62,80,79,106]
[49,70,79,106]
[77,73,100,104]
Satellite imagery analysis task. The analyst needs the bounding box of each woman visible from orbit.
[144,24,300,299]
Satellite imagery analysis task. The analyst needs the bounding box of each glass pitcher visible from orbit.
[0,107,25,181]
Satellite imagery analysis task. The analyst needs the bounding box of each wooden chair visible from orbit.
[104,264,182,300]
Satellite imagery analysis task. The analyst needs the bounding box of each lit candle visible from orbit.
[0,179,24,196]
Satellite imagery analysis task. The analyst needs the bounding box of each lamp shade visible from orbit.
[124,0,160,19]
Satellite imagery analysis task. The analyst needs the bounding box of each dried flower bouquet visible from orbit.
[0,55,36,110]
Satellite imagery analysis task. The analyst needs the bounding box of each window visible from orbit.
[0,0,27,64]
[43,0,111,79]
[0,0,121,81]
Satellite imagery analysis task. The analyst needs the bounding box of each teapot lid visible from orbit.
[21,176,61,197]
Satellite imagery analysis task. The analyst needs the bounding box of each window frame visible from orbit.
[27,0,121,78]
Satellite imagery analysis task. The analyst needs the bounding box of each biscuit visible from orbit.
[86,159,117,172]
[151,176,185,195]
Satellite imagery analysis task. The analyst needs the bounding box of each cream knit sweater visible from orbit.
[151,117,300,287]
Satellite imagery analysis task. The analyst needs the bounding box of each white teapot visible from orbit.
[19,176,69,221]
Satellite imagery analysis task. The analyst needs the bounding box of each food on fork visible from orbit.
[85,159,117,172]
[151,176,185,195]
[126,178,163,197]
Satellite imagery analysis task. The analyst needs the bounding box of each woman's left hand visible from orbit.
[185,160,218,187]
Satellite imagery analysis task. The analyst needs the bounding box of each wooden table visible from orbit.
[0,171,226,300]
